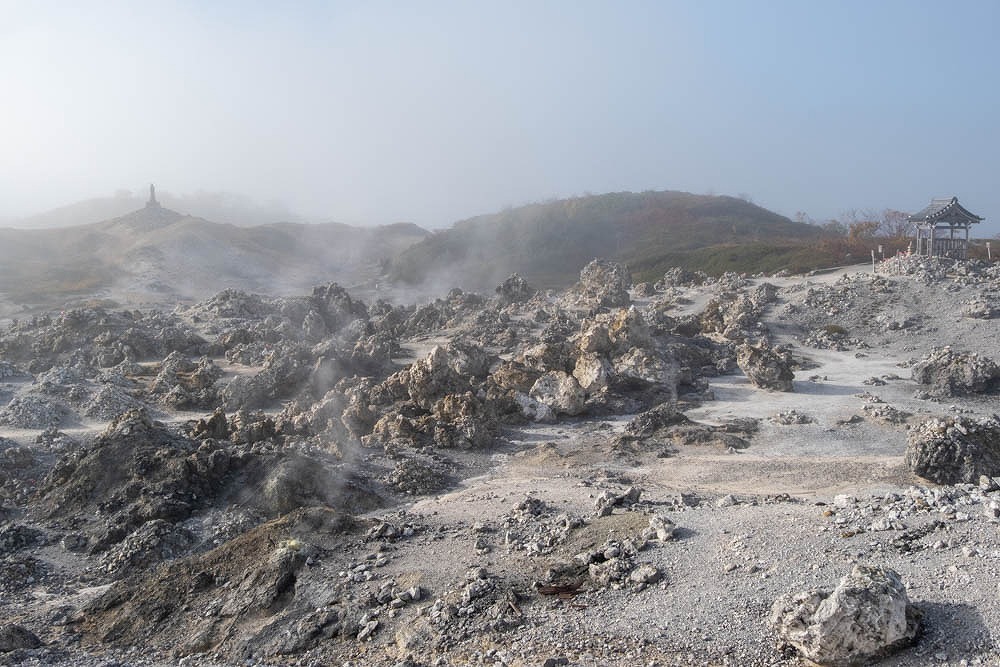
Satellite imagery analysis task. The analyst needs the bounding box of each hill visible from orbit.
[6,191,304,229]
[388,190,829,289]
[0,205,428,309]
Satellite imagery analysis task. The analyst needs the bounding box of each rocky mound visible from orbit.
[39,409,381,564]
[79,508,365,657]
[905,415,1000,484]
[613,402,756,453]
[736,342,794,392]
[910,347,1000,397]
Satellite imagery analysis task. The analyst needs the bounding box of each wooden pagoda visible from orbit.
[909,196,984,259]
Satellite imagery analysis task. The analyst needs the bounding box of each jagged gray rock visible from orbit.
[0,624,42,652]
[529,371,585,416]
[910,347,1000,397]
[769,564,921,666]
[495,273,536,305]
[736,343,794,392]
[572,259,631,309]
[905,415,1000,484]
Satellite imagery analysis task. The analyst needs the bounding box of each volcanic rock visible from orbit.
[905,415,1000,484]
[613,347,676,387]
[529,371,585,416]
[769,564,921,666]
[571,259,631,309]
[0,624,42,652]
[495,273,536,305]
[910,347,1000,397]
[736,343,794,391]
[572,353,613,395]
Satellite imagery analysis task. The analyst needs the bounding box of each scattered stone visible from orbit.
[770,410,813,425]
[644,514,677,541]
[593,486,641,517]
[628,563,662,585]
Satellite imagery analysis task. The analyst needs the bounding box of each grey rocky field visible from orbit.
[1,256,1000,666]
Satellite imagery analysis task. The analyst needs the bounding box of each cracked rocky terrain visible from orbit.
[2,256,1000,666]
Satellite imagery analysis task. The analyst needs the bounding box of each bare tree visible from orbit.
[820,219,848,236]
[877,209,912,238]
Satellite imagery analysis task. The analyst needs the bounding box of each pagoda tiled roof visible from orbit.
[908,197,984,224]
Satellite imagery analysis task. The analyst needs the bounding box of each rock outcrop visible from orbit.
[0,624,42,652]
[905,415,1000,484]
[910,347,1000,397]
[495,273,536,305]
[570,259,631,309]
[736,343,794,392]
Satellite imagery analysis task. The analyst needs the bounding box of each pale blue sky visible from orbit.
[1,1,998,231]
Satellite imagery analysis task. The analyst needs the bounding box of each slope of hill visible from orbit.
[7,191,304,229]
[389,190,828,289]
[0,205,429,308]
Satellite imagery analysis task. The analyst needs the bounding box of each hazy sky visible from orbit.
[2,1,998,231]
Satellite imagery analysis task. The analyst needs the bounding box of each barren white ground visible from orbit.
[3,264,1000,666]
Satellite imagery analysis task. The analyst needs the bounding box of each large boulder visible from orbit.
[904,415,1000,484]
[769,565,921,666]
[513,392,556,423]
[529,371,585,416]
[605,307,652,352]
[310,282,369,333]
[736,343,794,392]
[431,392,498,449]
[910,347,1000,397]
[390,346,470,411]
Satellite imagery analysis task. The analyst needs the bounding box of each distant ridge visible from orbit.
[388,190,825,290]
[5,190,305,230]
[0,207,429,307]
